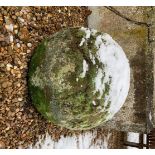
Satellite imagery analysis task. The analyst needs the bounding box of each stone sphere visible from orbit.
[28,27,130,130]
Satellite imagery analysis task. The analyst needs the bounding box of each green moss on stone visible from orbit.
[28,27,112,130]
[28,40,48,77]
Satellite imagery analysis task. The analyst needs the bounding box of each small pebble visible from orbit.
[6,63,13,71]
[17,73,21,78]
[18,98,23,101]
[15,108,20,113]
[0,141,5,149]
[9,35,13,43]
[5,24,13,32]
[14,25,18,29]
[2,82,8,88]
[17,43,20,48]
[11,69,15,75]
[27,43,32,48]
[18,61,22,65]
[18,17,24,23]
[14,30,18,34]
[17,83,21,87]
[13,66,18,69]
[58,9,61,13]
[26,49,31,53]
[5,107,10,111]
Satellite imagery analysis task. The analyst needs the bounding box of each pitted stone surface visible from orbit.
[28,27,130,130]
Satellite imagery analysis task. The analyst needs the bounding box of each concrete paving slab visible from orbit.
[88,6,155,133]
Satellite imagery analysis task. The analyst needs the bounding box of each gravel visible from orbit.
[0,6,91,149]
[0,6,125,149]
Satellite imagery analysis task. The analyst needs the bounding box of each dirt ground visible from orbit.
[0,6,124,149]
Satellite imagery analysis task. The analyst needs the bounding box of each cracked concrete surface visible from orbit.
[88,6,155,133]
[105,6,149,27]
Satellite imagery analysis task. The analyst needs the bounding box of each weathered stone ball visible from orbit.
[28,27,130,130]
